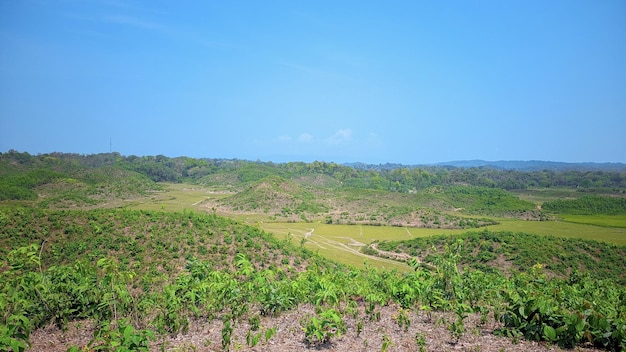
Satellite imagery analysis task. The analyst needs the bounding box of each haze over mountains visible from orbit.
[346,160,626,172]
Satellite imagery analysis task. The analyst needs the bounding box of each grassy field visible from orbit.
[120,183,626,268]
[487,218,626,245]
[115,183,626,268]
[511,188,624,204]
[510,188,580,204]
[560,214,626,228]
[260,218,626,269]
[259,222,437,271]
[125,183,232,212]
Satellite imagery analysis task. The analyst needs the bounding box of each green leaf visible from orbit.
[543,325,557,341]
[123,324,133,341]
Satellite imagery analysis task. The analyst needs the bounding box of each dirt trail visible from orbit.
[290,228,326,249]
[367,243,437,270]
[369,242,415,262]
[279,227,412,270]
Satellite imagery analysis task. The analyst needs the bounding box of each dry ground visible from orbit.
[29,303,602,352]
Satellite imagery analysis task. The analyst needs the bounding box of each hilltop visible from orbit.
[2,208,623,351]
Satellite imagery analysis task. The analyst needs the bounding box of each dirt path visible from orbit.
[290,228,326,249]
[337,236,365,247]
[369,242,415,262]
[273,227,411,270]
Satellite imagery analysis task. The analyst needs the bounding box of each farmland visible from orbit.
[1,151,626,351]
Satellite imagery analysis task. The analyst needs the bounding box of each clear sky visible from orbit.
[1,1,625,164]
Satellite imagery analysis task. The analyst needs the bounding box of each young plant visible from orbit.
[381,334,394,352]
[264,327,276,343]
[302,309,346,346]
[449,303,470,342]
[221,317,233,351]
[245,330,261,348]
[393,307,411,332]
[415,332,427,352]
[86,319,154,351]
[0,314,31,352]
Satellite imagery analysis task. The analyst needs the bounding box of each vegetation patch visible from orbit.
[2,151,626,350]
[1,211,625,351]
[543,195,626,215]
[216,175,328,220]
[438,186,539,217]
[375,230,626,284]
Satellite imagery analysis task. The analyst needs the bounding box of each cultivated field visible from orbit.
[119,183,626,269]
[2,152,625,351]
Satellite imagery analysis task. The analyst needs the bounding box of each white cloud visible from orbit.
[298,133,314,142]
[273,130,352,146]
[326,128,352,144]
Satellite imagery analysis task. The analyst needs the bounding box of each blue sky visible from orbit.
[1,1,625,164]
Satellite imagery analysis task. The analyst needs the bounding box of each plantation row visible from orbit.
[0,208,326,280]
[542,195,626,215]
[374,230,626,285]
[1,209,625,350]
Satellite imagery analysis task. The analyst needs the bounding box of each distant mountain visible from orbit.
[432,160,626,172]
[345,160,626,172]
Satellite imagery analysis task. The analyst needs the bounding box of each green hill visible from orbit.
[374,230,626,284]
[1,208,625,351]
[0,152,160,207]
[543,195,626,215]
[2,151,626,350]
[216,175,329,219]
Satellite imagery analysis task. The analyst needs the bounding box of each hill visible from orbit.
[1,151,626,350]
[372,230,626,285]
[0,151,160,207]
[214,175,328,220]
[2,208,625,351]
[431,160,626,172]
[346,160,626,172]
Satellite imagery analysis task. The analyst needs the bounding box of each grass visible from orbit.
[126,183,231,212]
[259,216,626,269]
[486,218,626,246]
[118,183,626,267]
[259,222,467,271]
[560,214,626,228]
[510,188,580,204]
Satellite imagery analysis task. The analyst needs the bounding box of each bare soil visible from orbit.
[29,303,602,352]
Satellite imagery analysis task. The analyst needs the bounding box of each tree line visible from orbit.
[2,151,625,197]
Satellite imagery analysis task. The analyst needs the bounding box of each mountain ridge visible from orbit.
[345,160,626,172]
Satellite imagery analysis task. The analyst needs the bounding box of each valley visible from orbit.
[1,151,625,351]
